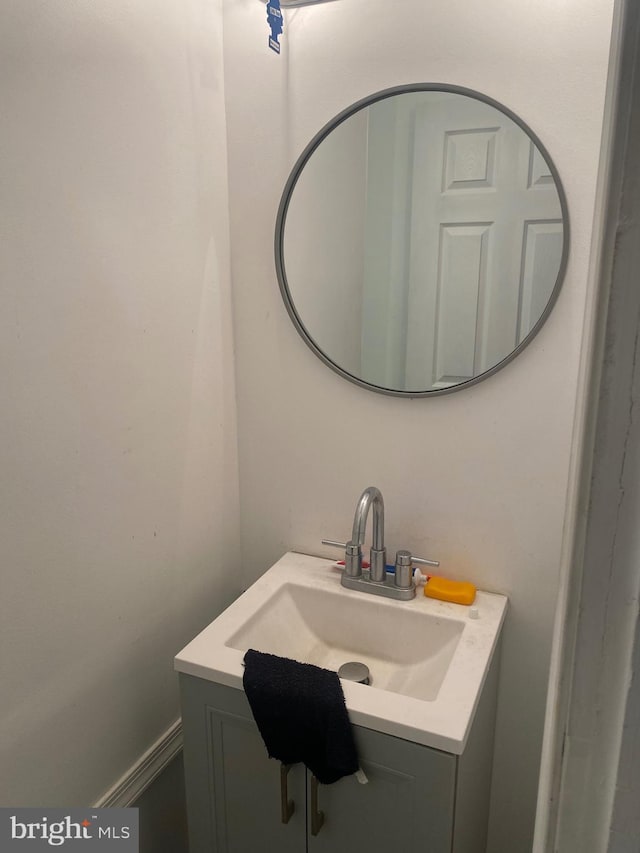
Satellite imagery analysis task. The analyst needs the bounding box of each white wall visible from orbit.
[223,1,615,850]
[0,0,241,806]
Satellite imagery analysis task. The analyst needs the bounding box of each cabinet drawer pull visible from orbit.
[310,775,325,836]
[280,763,295,824]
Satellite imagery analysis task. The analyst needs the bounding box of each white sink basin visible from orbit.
[227,581,463,701]
[175,552,507,754]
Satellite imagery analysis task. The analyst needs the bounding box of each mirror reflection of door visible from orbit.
[361,94,563,391]
[278,88,567,396]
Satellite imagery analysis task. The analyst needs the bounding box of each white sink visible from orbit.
[227,581,463,701]
[175,552,507,754]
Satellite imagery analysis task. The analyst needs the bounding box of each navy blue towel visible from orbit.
[242,649,359,784]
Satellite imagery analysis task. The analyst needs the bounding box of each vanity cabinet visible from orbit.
[180,664,498,853]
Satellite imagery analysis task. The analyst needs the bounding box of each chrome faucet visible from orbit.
[322,486,439,601]
[349,486,386,582]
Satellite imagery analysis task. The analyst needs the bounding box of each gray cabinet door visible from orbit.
[180,675,306,853]
[208,707,306,853]
[307,726,455,853]
[181,675,456,853]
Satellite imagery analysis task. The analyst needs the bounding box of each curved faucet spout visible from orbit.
[351,486,386,582]
[351,486,385,550]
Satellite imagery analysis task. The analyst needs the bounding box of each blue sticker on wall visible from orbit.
[267,0,283,53]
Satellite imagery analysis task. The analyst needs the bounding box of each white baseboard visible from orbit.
[94,719,183,808]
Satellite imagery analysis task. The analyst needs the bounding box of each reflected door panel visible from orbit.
[404,98,562,390]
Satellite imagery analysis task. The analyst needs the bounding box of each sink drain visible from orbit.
[338,661,370,685]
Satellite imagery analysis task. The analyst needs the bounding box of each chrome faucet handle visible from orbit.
[412,554,440,568]
[393,550,440,590]
[394,550,414,589]
[321,539,362,578]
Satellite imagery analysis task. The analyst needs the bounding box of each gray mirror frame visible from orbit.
[275,83,570,397]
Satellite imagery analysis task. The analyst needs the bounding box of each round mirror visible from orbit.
[275,85,569,396]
